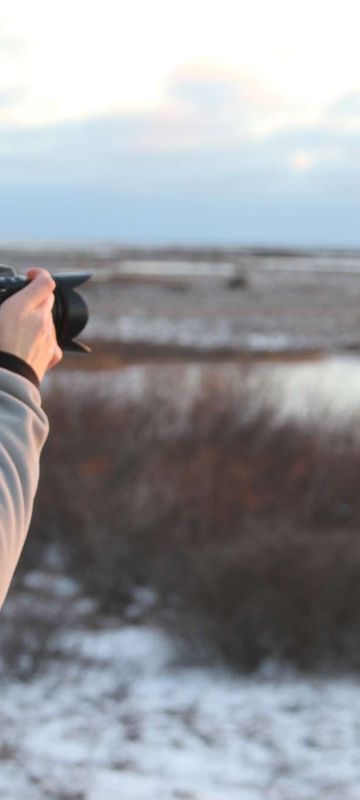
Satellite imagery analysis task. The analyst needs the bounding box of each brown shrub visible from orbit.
[21,373,360,672]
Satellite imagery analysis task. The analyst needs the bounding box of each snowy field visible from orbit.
[3,245,360,353]
[1,569,360,800]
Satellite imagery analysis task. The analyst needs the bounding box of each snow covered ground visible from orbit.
[1,569,360,800]
[79,252,360,355]
[3,245,360,354]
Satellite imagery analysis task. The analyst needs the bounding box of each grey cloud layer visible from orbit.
[0,68,359,244]
[0,67,357,176]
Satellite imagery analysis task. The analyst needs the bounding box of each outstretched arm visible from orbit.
[0,369,49,608]
[0,267,62,609]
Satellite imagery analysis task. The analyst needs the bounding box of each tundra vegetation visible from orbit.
[14,370,360,675]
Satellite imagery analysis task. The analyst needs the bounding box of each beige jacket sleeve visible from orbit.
[0,368,49,609]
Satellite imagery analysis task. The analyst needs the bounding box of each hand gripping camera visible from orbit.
[0,264,91,353]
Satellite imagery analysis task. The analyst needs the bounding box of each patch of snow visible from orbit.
[261,355,360,429]
[87,314,302,352]
[0,618,360,799]
[22,570,79,597]
[60,625,173,674]
[244,333,295,351]
[119,260,236,278]
[42,363,149,402]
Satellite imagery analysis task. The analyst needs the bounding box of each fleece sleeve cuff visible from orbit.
[0,352,40,390]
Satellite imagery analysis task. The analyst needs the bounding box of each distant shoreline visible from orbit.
[60,339,328,372]
[2,243,360,260]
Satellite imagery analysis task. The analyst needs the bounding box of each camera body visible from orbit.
[0,265,91,353]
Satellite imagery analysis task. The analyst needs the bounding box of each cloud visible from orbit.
[328,90,360,117]
[0,79,352,191]
[170,67,241,107]
[0,63,288,161]
[167,64,277,118]
[0,69,359,244]
[0,65,294,181]
[0,86,26,109]
[0,26,26,54]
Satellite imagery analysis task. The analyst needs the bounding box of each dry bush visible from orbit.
[21,374,360,672]
[0,597,63,680]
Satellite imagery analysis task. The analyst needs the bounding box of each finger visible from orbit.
[49,318,61,353]
[26,267,46,279]
[47,344,63,369]
[20,269,56,309]
[35,292,55,312]
[26,267,54,283]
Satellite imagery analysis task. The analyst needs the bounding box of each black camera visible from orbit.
[0,265,91,353]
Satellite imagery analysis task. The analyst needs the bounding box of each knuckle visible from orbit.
[44,274,56,292]
[36,270,55,289]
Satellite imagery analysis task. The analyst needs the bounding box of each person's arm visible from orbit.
[0,267,63,608]
[0,368,49,609]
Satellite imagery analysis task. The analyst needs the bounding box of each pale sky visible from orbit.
[0,0,359,246]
